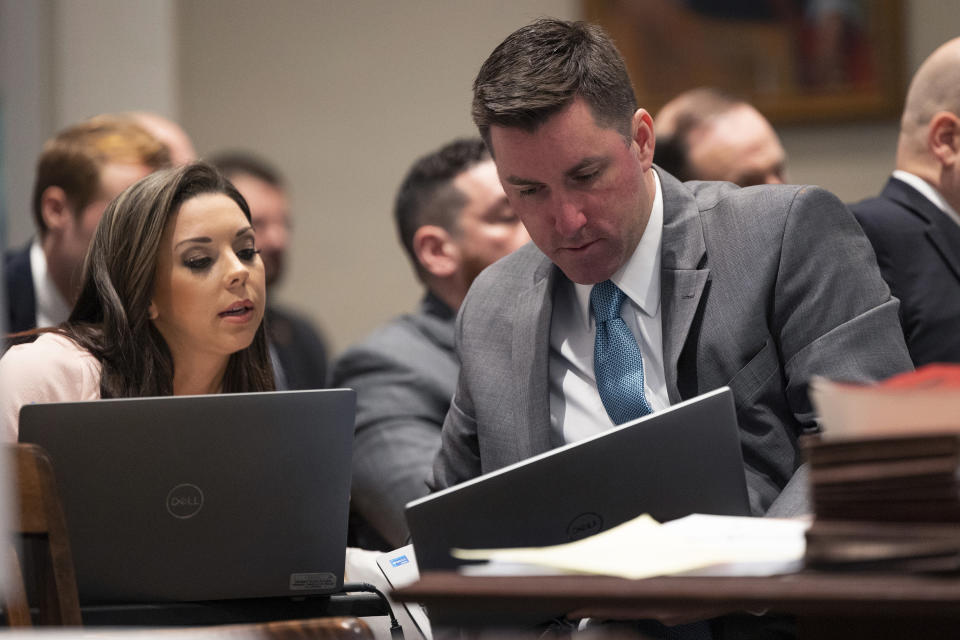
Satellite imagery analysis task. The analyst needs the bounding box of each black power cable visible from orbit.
[341,581,405,640]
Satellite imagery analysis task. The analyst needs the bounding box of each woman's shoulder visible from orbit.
[4,331,98,364]
[0,332,102,440]
[2,332,100,384]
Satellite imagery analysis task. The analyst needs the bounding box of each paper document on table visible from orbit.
[810,365,960,440]
[454,513,808,580]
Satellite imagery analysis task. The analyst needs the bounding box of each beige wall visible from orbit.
[176,1,959,356]
[177,0,581,355]
[4,0,959,355]
[2,0,178,245]
[781,0,960,203]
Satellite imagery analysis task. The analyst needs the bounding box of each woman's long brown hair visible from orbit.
[60,162,274,397]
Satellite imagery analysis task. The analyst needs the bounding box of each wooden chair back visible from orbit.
[5,443,82,626]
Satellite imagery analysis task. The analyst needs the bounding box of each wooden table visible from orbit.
[78,593,389,626]
[394,571,960,638]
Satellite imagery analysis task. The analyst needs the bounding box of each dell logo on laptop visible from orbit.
[166,483,204,519]
[567,512,603,540]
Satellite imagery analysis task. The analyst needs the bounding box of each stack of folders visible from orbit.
[804,366,960,572]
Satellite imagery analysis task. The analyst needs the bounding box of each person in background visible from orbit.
[128,111,198,167]
[333,138,529,549]
[0,162,273,440]
[4,115,170,334]
[654,87,787,187]
[850,37,960,366]
[211,152,329,390]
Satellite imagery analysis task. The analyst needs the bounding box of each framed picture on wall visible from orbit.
[582,0,906,123]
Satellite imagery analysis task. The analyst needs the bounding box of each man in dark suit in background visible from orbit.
[333,139,529,550]
[5,115,170,333]
[850,37,960,366]
[211,152,330,389]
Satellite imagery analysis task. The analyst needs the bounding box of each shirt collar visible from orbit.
[30,239,72,327]
[892,170,960,228]
[572,170,664,329]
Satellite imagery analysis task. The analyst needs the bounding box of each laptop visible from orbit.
[19,389,355,604]
[406,386,750,570]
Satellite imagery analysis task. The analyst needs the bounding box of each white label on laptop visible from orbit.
[289,572,337,591]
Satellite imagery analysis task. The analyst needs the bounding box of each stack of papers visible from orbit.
[453,513,808,580]
[809,365,960,440]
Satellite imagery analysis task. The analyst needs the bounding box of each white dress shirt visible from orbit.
[548,171,668,445]
[30,240,71,328]
[893,170,960,228]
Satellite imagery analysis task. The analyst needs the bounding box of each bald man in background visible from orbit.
[654,88,787,187]
[850,38,960,365]
[128,111,197,166]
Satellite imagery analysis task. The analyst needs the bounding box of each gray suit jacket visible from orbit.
[332,293,457,548]
[431,169,913,516]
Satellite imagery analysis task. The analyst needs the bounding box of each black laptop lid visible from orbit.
[19,389,355,604]
[406,387,750,571]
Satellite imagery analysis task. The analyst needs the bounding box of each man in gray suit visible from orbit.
[333,139,528,550]
[431,19,911,523]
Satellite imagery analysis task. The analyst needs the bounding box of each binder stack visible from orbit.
[804,434,960,571]
[804,367,960,572]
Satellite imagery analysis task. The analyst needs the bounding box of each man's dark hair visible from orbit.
[394,138,489,279]
[208,151,284,189]
[651,135,690,182]
[472,18,637,149]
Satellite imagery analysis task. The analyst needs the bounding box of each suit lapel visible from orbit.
[656,169,710,404]
[885,178,960,285]
[925,224,960,284]
[509,169,710,453]
[5,242,39,333]
[512,256,560,459]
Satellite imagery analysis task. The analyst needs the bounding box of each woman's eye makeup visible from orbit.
[237,247,261,262]
[179,233,259,272]
[183,255,213,271]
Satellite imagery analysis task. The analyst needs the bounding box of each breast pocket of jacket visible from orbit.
[726,337,781,410]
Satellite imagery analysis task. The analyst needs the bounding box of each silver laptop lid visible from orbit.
[19,389,355,604]
[406,387,750,571]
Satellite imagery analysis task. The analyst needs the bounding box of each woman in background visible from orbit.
[1,162,274,440]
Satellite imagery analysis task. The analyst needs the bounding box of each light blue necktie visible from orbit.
[590,280,712,640]
[591,281,713,640]
[591,279,653,425]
